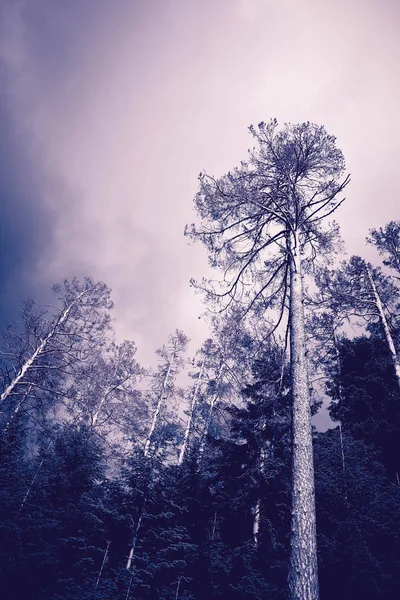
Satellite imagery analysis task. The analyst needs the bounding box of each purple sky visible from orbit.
[1,0,399,426]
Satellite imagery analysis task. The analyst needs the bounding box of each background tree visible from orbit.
[316,257,400,389]
[143,330,188,458]
[0,278,113,436]
[367,220,400,277]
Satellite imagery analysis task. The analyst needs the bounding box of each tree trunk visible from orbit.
[288,231,319,600]
[0,288,89,403]
[365,265,400,390]
[95,540,110,589]
[253,424,267,548]
[126,512,143,570]
[144,359,174,457]
[18,441,52,514]
[253,499,261,548]
[3,384,33,433]
[178,357,206,465]
[332,328,347,501]
[197,364,223,462]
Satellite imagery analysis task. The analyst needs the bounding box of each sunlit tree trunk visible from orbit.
[288,230,319,600]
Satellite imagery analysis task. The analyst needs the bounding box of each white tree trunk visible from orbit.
[197,365,224,462]
[3,384,33,432]
[126,512,143,570]
[365,265,400,390]
[253,425,268,548]
[178,357,206,465]
[174,575,183,600]
[288,231,319,600]
[253,499,261,548]
[143,359,174,457]
[18,441,52,514]
[332,329,347,500]
[0,289,88,403]
[95,540,110,589]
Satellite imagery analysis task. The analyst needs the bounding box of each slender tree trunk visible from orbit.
[332,328,347,501]
[365,265,400,390]
[178,357,206,465]
[18,441,52,514]
[126,512,143,570]
[288,231,319,600]
[253,499,261,548]
[95,540,110,589]
[197,365,223,462]
[3,384,33,432]
[174,575,183,600]
[253,424,267,548]
[144,359,174,457]
[211,510,218,540]
[91,380,120,428]
[0,289,88,403]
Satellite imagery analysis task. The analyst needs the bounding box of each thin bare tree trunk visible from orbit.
[332,328,347,501]
[18,441,52,514]
[211,510,218,540]
[197,365,223,462]
[365,265,400,390]
[253,499,261,547]
[95,540,110,589]
[3,384,33,433]
[126,512,143,570]
[0,289,88,403]
[174,575,183,600]
[253,424,267,548]
[178,357,206,465]
[144,359,174,457]
[288,231,319,600]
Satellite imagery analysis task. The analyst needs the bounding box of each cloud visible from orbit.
[1,0,399,382]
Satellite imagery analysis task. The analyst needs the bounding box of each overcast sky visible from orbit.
[1,0,399,426]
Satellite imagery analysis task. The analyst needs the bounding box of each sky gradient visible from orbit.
[1,0,400,427]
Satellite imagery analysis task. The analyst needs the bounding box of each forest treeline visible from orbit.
[1,121,400,600]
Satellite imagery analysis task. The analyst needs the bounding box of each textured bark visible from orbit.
[288,232,319,600]
[365,265,400,390]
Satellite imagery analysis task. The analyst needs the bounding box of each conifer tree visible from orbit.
[186,119,349,599]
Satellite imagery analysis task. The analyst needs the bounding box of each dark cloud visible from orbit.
[0,62,55,323]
